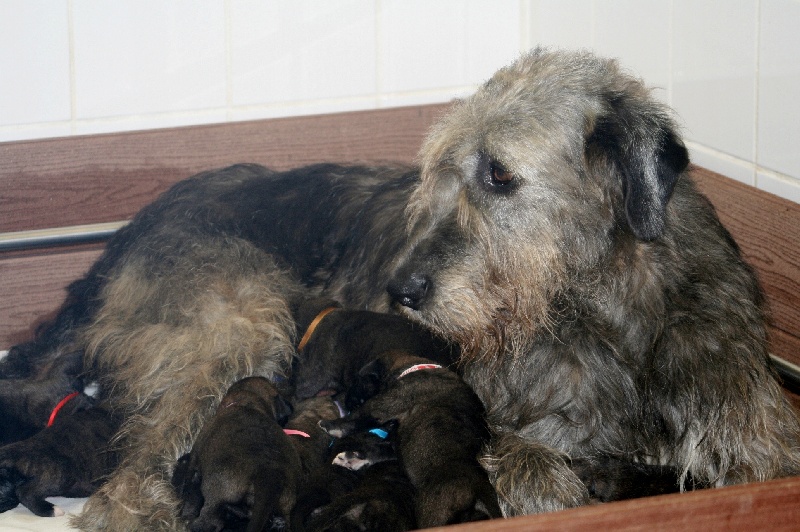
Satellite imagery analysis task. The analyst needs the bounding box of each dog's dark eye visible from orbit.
[478,153,517,194]
[490,163,514,185]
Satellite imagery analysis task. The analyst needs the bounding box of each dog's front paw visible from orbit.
[481,433,589,516]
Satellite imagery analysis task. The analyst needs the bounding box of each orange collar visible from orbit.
[297,307,338,352]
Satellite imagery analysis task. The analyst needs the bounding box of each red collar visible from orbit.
[47,391,81,427]
[284,429,311,438]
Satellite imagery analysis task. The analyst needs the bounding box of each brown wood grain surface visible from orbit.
[0,104,448,233]
[427,476,800,531]
[0,246,104,346]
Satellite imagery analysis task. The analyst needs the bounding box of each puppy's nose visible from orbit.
[387,273,431,310]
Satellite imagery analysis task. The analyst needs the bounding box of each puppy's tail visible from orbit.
[248,473,276,532]
[480,431,588,516]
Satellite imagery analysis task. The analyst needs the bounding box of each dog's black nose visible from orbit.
[387,273,431,310]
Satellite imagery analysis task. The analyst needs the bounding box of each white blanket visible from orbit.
[0,498,85,531]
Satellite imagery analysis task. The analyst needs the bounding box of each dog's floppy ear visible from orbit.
[586,93,689,241]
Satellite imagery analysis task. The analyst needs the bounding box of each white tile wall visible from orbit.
[230,0,377,107]
[758,0,800,180]
[1,0,799,204]
[672,0,758,162]
[0,1,71,126]
[71,0,227,133]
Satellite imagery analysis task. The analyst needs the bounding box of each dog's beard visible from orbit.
[406,266,557,367]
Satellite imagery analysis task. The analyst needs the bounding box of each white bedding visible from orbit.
[0,498,85,531]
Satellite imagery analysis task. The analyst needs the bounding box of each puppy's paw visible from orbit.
[332,451,370,471]
[318,418,354,438]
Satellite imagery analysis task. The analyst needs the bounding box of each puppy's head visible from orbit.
[329,419,399,471]
[292,299,455,399]
[0,468,22,513]
[220,376,292,423]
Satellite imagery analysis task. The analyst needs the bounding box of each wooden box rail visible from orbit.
[1,104,799,528]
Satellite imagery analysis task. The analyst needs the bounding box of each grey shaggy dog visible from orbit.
[2,47,799,529]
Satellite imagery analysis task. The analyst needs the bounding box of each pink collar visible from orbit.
[284,429,311,438]
[398,363,443,379]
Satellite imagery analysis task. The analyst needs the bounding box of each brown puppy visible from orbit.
[172,376,297,532]
[0,398,120,517]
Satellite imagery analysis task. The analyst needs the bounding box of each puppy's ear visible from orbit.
[273,394,294,426]
[382,419,399,435]
[346,359,386,411]
[586,93,689,241]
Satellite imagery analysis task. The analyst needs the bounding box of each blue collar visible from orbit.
[368,428,389,439]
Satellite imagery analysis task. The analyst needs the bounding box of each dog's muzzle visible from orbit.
[387,272,431,310]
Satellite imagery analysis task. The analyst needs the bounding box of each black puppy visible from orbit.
[172,376,298,532]
[571,457,692,503]
[305,419,416,532]
[0,396,120,517]
[329,418,398,472]
[322,349,501,528]
[0,350,85,445]
[294,300,682,507]
[291,299,457,400]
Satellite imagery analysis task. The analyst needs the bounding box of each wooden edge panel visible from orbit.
[0,246,104,347]
[428,476,800,531]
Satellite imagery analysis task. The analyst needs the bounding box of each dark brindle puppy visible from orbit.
[291,298,456,400]
[305,419,416,532]
[172,376,297,532]
[0,350,84,445]
[282,396,344,530]
[322,349,501,528]
[3,48,799,528]
[0,398,120,517]
[295,301,676,504]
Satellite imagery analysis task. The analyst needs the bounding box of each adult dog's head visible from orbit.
[388,47,689,362]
